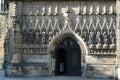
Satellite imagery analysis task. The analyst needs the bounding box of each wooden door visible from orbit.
[55,37,81,76]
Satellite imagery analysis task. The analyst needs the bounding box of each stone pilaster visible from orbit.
[0,13,7,69]
[8,1,16,29]
[7,1,16,62]
[9,1,16,17]
[116,0,120,80]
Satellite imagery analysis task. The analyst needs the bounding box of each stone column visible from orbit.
[9,29,14,63]
[8,1,16,63]
[116,0,120,80]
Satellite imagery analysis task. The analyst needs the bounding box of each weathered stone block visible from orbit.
[87,65,116,79]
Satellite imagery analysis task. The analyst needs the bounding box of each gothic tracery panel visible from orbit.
[13,1,116,55]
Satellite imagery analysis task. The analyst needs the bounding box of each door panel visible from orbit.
[55,37,81,76]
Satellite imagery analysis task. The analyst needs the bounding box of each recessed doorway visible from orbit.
[55,37,81,76]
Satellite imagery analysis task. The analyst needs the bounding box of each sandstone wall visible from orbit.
[5,1,118,79]
[0,13,7,69]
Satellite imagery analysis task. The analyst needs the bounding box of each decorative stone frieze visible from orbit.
[15,14,116,54]
[9,1,116,55]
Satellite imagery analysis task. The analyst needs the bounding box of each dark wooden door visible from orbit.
[65,38,81,76]
[55,37,81,76]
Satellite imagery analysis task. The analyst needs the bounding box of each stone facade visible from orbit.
[0,0,7,68]
[1,0,120,79]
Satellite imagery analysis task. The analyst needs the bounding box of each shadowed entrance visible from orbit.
[55,37,81,76]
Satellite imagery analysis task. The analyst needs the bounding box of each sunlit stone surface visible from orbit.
[0,0,120,80]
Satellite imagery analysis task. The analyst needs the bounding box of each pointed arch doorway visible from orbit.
[55,37,81,76]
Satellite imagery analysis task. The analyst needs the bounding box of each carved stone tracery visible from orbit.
[13,1,116,54]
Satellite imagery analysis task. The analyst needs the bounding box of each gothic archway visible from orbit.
[48,31,88,76]
[55,37,81,76]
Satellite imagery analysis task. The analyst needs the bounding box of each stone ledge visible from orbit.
[0,12,7,15]
[87,64,116,68]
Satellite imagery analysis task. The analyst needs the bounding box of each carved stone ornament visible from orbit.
[96,31,102,49]
[42,31,46,44]
[103,30,109,49]
[13,1,116,55]
[89,29,95,49]
[103,44,109,49]
[89,44,95,49]
[109,30,115,49]
[110,44,115,49]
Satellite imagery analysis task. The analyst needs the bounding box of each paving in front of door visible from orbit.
[0,70,114,80]
[1,76,115,80]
